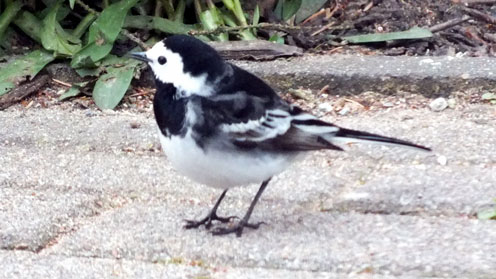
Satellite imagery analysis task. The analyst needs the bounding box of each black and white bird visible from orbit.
[130,35,430,237]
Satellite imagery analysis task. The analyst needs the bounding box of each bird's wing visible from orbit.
[219,103,430,152]
[198,63,431,152]
[219,103,345,151]
[195,63,345,151]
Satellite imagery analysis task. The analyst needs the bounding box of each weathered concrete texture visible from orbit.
[0,251,430,279]
[234,55,496,96]
[1,105,496,278]
[0,187,101,252]
[47,203,496,277]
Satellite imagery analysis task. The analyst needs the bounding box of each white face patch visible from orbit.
[145,41,213,97]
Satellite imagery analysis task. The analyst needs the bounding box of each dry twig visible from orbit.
[302,9,327,25]
[429,16,471,33]
[453,0,496,4]
[52,79,72,87]
[461,6,496,24]
[311,21,336,36]
[0,75,50,110]
[188,23,308,36]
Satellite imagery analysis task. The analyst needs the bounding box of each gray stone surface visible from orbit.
[1,105,496,278]
[234,55,496,96]
[0,251,430,279]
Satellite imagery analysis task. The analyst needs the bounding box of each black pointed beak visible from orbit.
[128,52,151,63]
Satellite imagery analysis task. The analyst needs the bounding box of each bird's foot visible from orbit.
[184,212,237,230]
[211,220,266,237]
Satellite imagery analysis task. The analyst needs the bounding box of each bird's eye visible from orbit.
[158,56,167,65]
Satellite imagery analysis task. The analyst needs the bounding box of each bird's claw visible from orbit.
[184,213,237,230]
[211,221,266,237]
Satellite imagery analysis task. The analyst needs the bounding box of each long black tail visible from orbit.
[324,127,431,152]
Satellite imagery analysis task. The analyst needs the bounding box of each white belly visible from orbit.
[158,132,296,188]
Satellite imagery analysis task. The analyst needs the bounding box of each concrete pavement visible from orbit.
[235,55,496,97]
[1,104,495,278]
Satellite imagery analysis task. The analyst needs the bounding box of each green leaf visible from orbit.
[199,9,228,41]
[92,56,139,110]
[342,27,433,44]
[274,0,302,21]
[69,0,75,9]
[71,41,112,68]
[173,0,186,22]
[75,66,103,77]
[221,0,234,11]
[41,1,82,56]
[294,0,327,23]
[481,92,496,100]
[199,9,222,31]
[58,86,81,101]
[221,11,237,27]
[269,34,284,44]
[477,207,496,220]
[252,5,260,26]
[123,15,194,34]
[56,23,81,44]
[0,50,55,96]
[218,6,256,40]
[87,0,139,43]
[12,10,42,43]
[71,0,139,67]
[38,4,71,21]
[0,0,24,42]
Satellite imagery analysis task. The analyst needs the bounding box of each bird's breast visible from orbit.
[153,82,187,137]
[157,131,298,188]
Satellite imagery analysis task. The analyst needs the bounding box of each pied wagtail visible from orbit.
[130,35,431,237]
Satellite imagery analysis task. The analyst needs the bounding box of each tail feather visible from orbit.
[326,127,431,152]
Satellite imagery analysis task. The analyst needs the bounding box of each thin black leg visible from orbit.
[184,189,237,230]
[212,178,271,237]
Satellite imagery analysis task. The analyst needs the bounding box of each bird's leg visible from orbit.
[184,189,237,230]
[212,178,271,237]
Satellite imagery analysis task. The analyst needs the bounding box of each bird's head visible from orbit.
[130,35,227,97]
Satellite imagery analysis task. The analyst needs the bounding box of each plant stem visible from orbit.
[12,10,41,43]
[75,0,100,15]
[160,0,175,20]
[232,0,247,26]
[124,15,194,34]
[193,0,203,21]
[72,12,97,39]
[120,29,149,50]
[0,0,24,41]
[173,0,185,22]
[74,0,149,49]
[189,23,304,36]
[103,0,109,8]
[154,0,163,17]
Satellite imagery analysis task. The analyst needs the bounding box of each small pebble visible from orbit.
[429,97,448,112]
[338,107,350,116]
[85,110,96,117]
[130,122,141,129]
[317,103,333,113]
[448,98,456,108]
[437,155,447,166]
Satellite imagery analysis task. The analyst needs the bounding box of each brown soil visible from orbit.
[292,0,496,56]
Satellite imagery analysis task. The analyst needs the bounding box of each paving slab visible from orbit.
[1,250,431,279]
[234,55,496,96]
[0,185,103,252]
[46,202,496,278]
[1,105,495,278]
